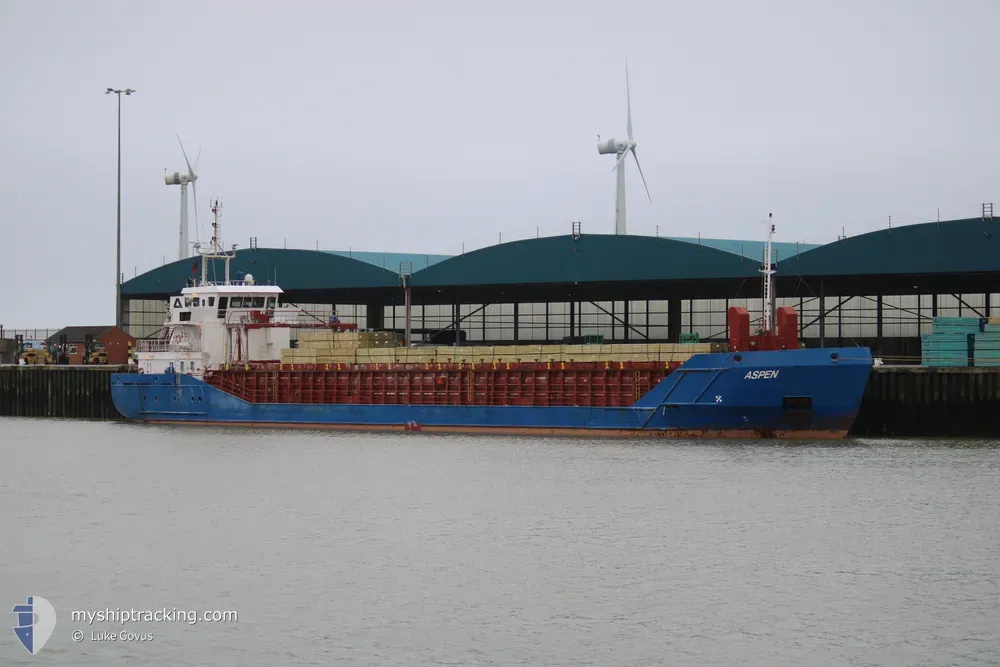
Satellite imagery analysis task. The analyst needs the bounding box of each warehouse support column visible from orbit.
[453,299,460,347]
[403,281,412,347]
[837,297,843,346]
[569,299,575,343]
[725,298,730,342]
[513,302,519,343]
[798,297,804,337]
[819,282,826,348]
[876,295,883,353]
[667,298,681,343]
[917,295,922,337]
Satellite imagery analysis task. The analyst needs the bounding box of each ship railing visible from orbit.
[135,340,178,353]
[194,279,260,287]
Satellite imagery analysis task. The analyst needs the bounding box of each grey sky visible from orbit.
[2,0,998,327]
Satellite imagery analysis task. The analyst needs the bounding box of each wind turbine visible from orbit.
[597,61,651,235]
[164,135,201,260]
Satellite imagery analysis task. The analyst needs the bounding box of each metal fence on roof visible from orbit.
[0,328,61,342]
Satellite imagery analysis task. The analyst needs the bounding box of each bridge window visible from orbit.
[208,297,215,307]
[192,297,200,307]
[266,297,275,310]
[179,311,192,322]
[251,297,265,308]
[184,297,192,307]
[230,297,243,308]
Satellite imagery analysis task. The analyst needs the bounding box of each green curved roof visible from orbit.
[407,234,759,287]
[121,218,1000,300]
[778,217,1000,277]
[121,248,399,297]
[322,250,451,272]
[667,236,817,260]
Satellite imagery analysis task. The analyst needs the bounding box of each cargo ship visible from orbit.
[111,211,873,438]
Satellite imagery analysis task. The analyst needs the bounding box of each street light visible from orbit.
[105,87,135,329]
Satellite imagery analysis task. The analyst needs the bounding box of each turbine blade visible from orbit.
[631,148,652,203]
[193,145,202,176]
[612,149,629,172]
[626,60,633,141]
[177,135,194,179]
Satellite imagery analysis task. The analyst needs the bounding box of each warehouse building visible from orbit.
[120,214,1000,364]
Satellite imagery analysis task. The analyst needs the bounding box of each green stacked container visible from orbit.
[973,322,1000,367]
[921,317,982,367]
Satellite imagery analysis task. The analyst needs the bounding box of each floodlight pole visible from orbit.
[106,87,135,329]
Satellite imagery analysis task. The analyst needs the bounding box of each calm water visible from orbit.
[1,419,998,666]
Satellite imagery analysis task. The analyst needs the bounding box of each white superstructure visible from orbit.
[134,283,296,377]
[133,199,320,377]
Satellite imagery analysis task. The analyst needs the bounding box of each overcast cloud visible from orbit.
[1,0,998,327]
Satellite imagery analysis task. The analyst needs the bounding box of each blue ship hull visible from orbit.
[111,347,873,438]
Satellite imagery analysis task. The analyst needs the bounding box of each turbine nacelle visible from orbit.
[597,138,633,155]
[164,170,196,186]
[597,138,620,155]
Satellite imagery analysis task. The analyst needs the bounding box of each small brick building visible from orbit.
[46,326,135,365]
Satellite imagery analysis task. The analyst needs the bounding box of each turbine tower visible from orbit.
[164,135,200,260]
[597,60,651,235]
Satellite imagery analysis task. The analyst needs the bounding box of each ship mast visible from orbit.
[759,213,776,333]
[198,199,236,286]
[210,198,223,254]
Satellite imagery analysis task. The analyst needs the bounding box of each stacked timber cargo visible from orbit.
[921,317,981,367]
[281,331,399,365]
[973,317,1000,367]
[280,331,721,367]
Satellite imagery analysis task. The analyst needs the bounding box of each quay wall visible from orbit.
[852,366,1000,437]
[0,366,125,420]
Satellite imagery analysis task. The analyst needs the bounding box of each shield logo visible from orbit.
[12,596,57,655]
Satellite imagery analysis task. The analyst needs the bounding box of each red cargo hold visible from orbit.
[206,361,679,407]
